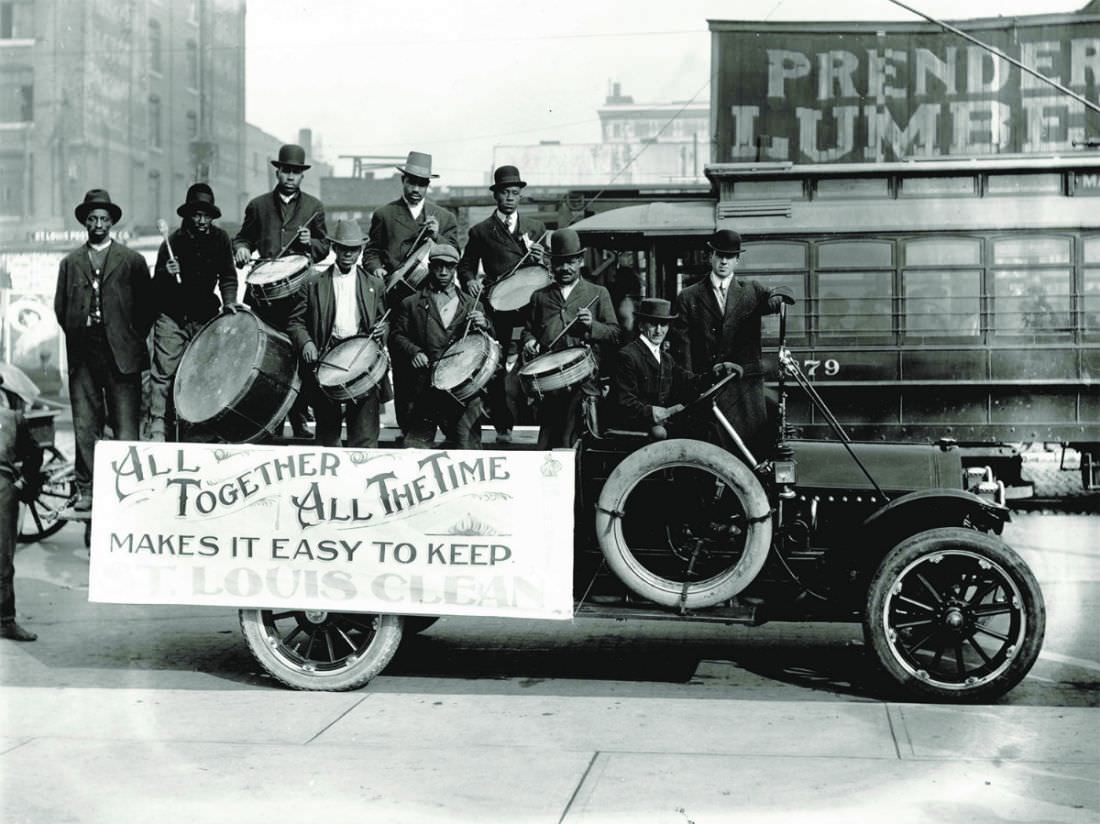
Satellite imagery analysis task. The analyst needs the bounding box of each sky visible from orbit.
[245,0,1088,185]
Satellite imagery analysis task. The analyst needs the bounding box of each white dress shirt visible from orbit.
[710,272,733,310]
[558,281,577,302]
[331,267,360,339]
[404,198,425,221]
[638,334,663,364]
[496,210,517,234]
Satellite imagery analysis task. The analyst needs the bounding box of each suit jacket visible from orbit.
[391,287,490,365]
[362,199,459,275]
[609,337,705,430]
[233,190,329,263]
[54,241,154,374]
[458,213,546,284]
[669,277,784,377]
[521,278,621,363]
[287,264,392,402]
[153,224,237,324]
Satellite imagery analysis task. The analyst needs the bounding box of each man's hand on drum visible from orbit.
[651,406,673,424]
[297,225,312,247]
[411,352,430,369]
[712,362,742,378]
[575,307,594,328]
[468,309,489,330]
[462,273,485,298]
[523,338,540,358]
[301,341,319,365]
[372,267,387,280]
[424,215,440,238]
[370,320,389,342]
[234,246,253,268]
[220,301,244,315]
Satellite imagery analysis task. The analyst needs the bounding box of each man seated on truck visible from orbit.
[608,298,740,439]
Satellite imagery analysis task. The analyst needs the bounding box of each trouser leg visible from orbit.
[105,366,142,442]
[67,334,109,494]
[446,397,483,450]
[149,315,191,438]
[346,389,381,448]
[0,479,16,622]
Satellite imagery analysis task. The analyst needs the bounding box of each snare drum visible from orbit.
[518,346,598,400]
[386,239,433,295]
[175,311,301,443]
[315,336,389,402]
[431,332,501,403]
[246,255,312,303]
[488,265,553,312]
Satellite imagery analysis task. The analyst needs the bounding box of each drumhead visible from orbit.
[489,266,552,312]
[518,346,587,377]
[176,312,263,422]
[316,337,379,388]
[247,255,309,285]
[433,337,487,391]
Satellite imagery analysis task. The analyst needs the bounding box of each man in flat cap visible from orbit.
[391,243,492,449]
[363,151,459,442]
[669,229,795,458]
[54,189,154,510]
[234,143,329,439]
[287,219,391,448]
[148,183,240,442]
[458,164,547,444]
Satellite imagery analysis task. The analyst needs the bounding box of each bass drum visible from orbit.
[595,438,772,609]
[175,311,300,443]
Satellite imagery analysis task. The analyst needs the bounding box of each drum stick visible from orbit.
[156,219,180,284]
[460,281,485,340]
[315,309,392,373]
[498,229,552,283]
[544,295,600,352]
[274,209,321,259]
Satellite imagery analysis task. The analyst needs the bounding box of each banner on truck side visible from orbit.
[88,442,574,620]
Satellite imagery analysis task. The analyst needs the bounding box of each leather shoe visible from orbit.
[495,430,512,444]
[73,495,92,512]
[1,621,37,642]
[291,422,314,439]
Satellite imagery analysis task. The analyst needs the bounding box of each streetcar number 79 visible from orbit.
[803,359,840,377]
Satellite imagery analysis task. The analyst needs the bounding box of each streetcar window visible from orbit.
[986,173,1063,196]
[993,237,1071,265]
[817,241,892,268]
[740,242,806,270]
[817,272,892,338]
[992,269,1073,338]
[904,238,981,266]
[755,273,806,341]
[903,270,980,338]
[899,176,976,198]
[1085,270,1100,338]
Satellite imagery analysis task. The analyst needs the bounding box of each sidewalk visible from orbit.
[1,683,1097,823]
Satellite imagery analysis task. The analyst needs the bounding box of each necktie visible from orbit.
[718,283,727,308]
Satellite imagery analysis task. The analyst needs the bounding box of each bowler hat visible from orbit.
[176,183,222,219]
[708,229,742,256]
[74,188,122,224]
[270,144,311,171]
[396,151,439,180]
[490,165,527,191]
[634,298,677,322]
[549,228,585,259]
[327,219,366,248]
[428,243,460,264]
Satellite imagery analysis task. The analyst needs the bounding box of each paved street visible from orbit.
[1,510,1098,822]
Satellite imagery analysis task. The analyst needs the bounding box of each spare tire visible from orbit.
[594,438,772,609]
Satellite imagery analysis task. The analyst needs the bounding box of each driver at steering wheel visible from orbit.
[608,298,739,438]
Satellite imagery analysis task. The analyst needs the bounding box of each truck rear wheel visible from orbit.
[240,609,403,691]
[864,527,1045,702]
[595,438,772,609]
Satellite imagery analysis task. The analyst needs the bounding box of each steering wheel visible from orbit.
[668,367,742,420]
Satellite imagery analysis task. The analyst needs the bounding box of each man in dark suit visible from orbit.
[609,298,739,436]
[363,151,459,441]
[458,165,547,443]
[287,220,391,448]
[234,143,329,439]
[669,229,794,458]
[391,244,492,449]
[149,183,240,442]
[521,228,621,449]
[54,189,154,510]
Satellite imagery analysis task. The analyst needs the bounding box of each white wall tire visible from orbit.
[594,438,772,609]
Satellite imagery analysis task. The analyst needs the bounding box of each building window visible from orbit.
[1,1,33,39]
[148,171,161,221]
[186,110,198,138]
[186,39,198,88]
[149,95,162,147]
[187,0,198,24]
[0,65,32,122]
[149,20,163,74]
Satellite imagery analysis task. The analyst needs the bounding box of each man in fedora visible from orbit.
[391,244,492,450]
[148,183,240,442]
[54,189,154,510]
[608,298,740,436]
[669,228,795,457]
[458,164,547,443]
[234,142,329,439]
[363,151,459,442]
[287,219,391,448]
[521,228,620,449]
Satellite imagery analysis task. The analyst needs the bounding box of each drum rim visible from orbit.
[316,336,389,394]
[431,332,501,396]
[518,345,592,376]
[246,255,310,284]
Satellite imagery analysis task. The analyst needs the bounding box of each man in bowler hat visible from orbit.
[54,189,154,511]
[148,183,240,441]
[234,143,329,439]
[669,229,794,458]
[458,164,547,443]
[608,298,739,436]
[522,228,620,449]
[287,219,391,448]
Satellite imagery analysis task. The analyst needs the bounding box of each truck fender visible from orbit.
[862,488,1009,545]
